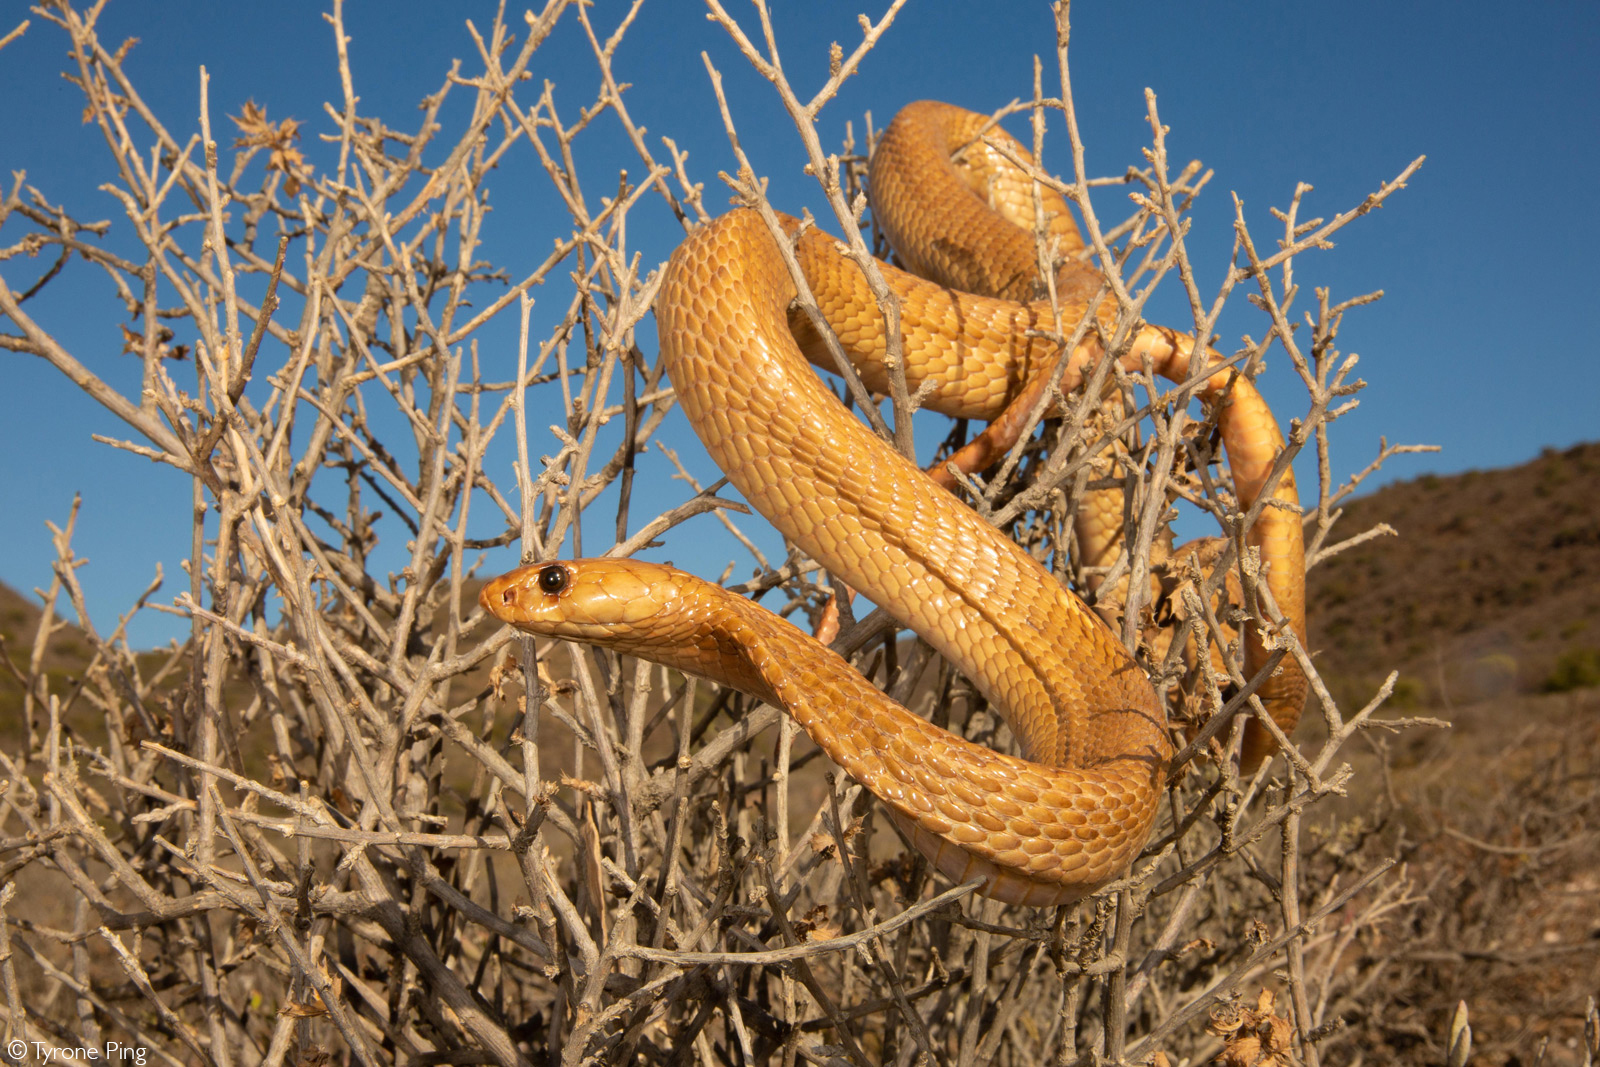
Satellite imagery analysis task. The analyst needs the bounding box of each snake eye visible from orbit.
[536,564,570,596]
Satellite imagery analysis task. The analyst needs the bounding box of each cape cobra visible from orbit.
[482,101,1306,906]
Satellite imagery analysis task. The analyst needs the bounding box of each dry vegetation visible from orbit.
[0,2,1594,1065]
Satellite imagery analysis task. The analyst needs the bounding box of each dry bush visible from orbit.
[1311,688,1600,1066]
[4,2,1555,1066]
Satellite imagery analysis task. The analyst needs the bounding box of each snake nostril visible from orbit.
[500,588,516,605]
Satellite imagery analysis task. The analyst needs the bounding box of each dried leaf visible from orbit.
[279,996,327,1019]
[1208,988,1298,1066]
[231,100,311,194]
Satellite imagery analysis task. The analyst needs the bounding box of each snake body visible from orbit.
[482,102,1306,905]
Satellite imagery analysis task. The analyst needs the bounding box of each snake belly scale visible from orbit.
[481,101,1306,907]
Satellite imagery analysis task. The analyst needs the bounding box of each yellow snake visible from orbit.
[482,102,1306,906]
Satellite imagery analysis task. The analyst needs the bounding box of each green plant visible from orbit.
[1543,646,1600,693]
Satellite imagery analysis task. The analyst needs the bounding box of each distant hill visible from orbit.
[5,442,1597,722]
[0,580,34,647]
[1308,441,1600,708]
[0,578,99,728]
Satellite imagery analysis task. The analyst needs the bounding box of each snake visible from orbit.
[481,101,1306,906]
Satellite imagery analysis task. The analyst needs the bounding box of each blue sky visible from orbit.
[1,1,1596,646]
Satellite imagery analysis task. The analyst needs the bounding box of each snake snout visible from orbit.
[478,572,528,625]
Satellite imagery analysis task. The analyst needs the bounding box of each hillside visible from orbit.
[0,577,98,727]
[7,443,1599,724]
[1302,442,1600,1061]
[1309,441,1600,709]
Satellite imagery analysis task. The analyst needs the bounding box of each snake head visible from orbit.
[480,557,785,704]
[479,558,692,644]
